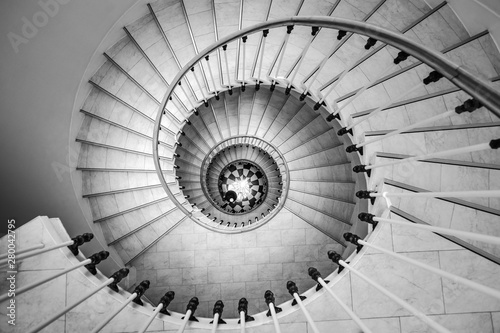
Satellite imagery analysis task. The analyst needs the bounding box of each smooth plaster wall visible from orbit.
[0,0,144,274]
[446,0,500,48]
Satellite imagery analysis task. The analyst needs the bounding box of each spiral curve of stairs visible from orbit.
[75,0,500,320]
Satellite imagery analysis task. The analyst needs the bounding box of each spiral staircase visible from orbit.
[2,0,500,332]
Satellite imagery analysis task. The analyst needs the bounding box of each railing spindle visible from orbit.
[264,290,282,333]
[28,278,113,333]
[138,291,175,333]
[91,280,150,333]
[286,281,319,333]
[241,36,247,91]
[358,189,500,199]
[0,243,44,259]
[191,66,209,106]
[359,212,500,245]
[177,297,199,333]
[286,27,319,94]
[354,139,499,173]
[335,63,394,115]
[271,25,294,88]
[222,45,233,94]
[316,38,377,107]
[344,234,500,301]
[0,251,109,302]
[328,253,452,333]
[210,300,226,333]
[303,31,344,102]
[238,297,254,333]
[340,71,445,135]
[348,99,484,153]
[255,30,269,90]
[308,267,373,333]
[205,55,219,98]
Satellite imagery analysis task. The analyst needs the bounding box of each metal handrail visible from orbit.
[153,16,500,234]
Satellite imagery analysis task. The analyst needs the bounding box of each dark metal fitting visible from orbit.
[364,37,377,50]
[132,280,151,306]
[238,298,255,323]
[67,233,94,256]
[346,144,363,155]
[423,70,443,85]
[343,232,361,246]
[184,297,199,322]
[455,98,483,114]
[393,51,409,64]
[490,138,500,149]
[327,250,342,264]
[85,250,109,275]
[358,212,376,225]
[326,113,340,122]
[108,268,130,292]
[353,165,371,177]
[337,127,352,136]
[337,30,347,40]
[159,291,175,315]
[344,232,363,253]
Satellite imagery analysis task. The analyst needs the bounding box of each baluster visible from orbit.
[255,30,269,91]
[191,66,209,107]
[347,99,483,154]
[315,37,378,109]
[264,290,282,333]
[27,268,129,333]
[0,251,109,302]
[91,280,150,333]
[286,26,319,95]
[334,63,394,116]
[0,232,93,266]
[138,291,175,333]
[238,297,253,333]
[205,55,219,99]
[0,243,44,259]
[356,189,500,200]
[241,36,247,91]
[308,267,373,333]
[210,300,226,332]
[271,25,294,90]
[177,297,199,333]
[222,45,233,95]
[178,80,196,111]
[353,139,499,175]
[304,30,345,103]
[328,252,452,333]
[339,70,444,136]
[333,51,411,117]
[343,233,500,300]
[286,281,319,333]
[359,212,500,246]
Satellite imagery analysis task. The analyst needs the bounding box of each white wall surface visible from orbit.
[447,0,500,48]
[0,0,145,273]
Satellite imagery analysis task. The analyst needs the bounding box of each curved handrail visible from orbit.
[153,16,500,236]
[199,135,288,219]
